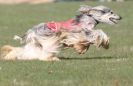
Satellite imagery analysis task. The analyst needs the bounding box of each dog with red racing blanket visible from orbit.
[0,5,121,61]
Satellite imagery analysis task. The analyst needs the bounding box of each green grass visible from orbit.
[0,1,133,86]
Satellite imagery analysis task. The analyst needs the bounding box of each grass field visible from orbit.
[0,1,133,86]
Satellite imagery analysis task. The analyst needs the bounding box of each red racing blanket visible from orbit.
[47,19,79,32]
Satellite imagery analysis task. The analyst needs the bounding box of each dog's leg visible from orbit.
[101,37,109,49]
[86,29,110,49]
[95,35,103,48]
[2,51,17,60]
[0,45,21,60]
[60,31,91,54]
[73,41,90,54]
[95,30,109,49]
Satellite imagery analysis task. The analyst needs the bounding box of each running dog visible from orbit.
[0,5,121,60]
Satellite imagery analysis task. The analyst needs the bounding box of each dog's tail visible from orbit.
[13,35,27,44]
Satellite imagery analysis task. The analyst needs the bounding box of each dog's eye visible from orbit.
[110,12,113,14]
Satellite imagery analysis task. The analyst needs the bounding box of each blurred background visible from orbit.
[0,0,127,4]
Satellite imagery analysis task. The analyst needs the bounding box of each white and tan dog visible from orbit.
[0,5,121,60]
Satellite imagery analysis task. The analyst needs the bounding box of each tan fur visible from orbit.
[101,37,109,49]
[72,36,109,54]
[73,41,90,54]
[0,45,22,60]
[62,29,110,54]
[0,36,60,61]
[0,45,60,61]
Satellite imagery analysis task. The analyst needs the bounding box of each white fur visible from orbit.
[18,36,60,60]
[1,32,60,61]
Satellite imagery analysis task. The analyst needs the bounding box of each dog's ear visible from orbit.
[78,5,92,14]
[92,5,111,12]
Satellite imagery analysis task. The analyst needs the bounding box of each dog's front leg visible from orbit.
[73,41,90,54]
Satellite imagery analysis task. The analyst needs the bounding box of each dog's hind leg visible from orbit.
[0,45,22,60]
[0,45,16,60]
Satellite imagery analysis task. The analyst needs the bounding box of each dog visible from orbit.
[0,5,121,60]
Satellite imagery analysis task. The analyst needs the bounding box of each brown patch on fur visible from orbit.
[73,41,90,54]
[0,45,13,58]
[1,45,13,52]
[102,38,109,49]
[95,35,109,49]
[95,35,102,48]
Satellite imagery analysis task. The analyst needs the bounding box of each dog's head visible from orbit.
[78,5,122,25]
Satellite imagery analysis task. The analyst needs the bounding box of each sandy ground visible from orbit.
[0,0,55,4]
